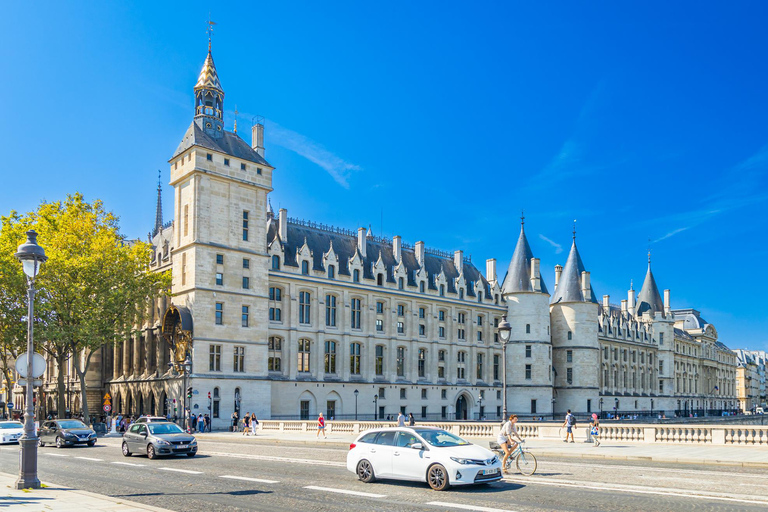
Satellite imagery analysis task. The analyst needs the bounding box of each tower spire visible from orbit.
[573,219,577,240]
[154,170,163,236]
[207,17,216,52]
[195,18,224,138]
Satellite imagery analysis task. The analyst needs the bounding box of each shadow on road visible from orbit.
[0,496,55,508]
[368,480,525,494]
[113,489,273,498]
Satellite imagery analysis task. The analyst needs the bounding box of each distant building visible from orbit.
[734,349,766,411]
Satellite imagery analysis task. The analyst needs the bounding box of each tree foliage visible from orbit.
[0,193,171,420]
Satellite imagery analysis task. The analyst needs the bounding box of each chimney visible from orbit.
[415,241,425,266]
[530,257,541,292]
[554,264,563,288]
[486,258,497,282]
[357,227,367,258]
[621,299,628,313]
[393,235,402,263]
[278,208,287,241]
[252,120,265,157]
[454,250,463,274]
[581,271,590,302]
[603,295,610,314]
[628,287,636,316]
[664,289,671,316]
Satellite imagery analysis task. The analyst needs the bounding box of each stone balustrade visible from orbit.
[254,420,768,446]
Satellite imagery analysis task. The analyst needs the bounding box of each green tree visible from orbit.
[0,193,170,421]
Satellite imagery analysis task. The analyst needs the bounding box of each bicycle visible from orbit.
[489,439,538,476]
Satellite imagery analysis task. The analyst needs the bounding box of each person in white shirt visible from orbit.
[497,414,522,473]
[397,412,406,427]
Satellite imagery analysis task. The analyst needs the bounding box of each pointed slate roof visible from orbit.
[501,223,549,295]
[171,121,270,166]
[551,239,597,304]
[636,255,664,317]
[195,50,223,93]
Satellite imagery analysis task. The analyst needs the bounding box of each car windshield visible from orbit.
[414,429,470,447]
[0,422,22,429]
[148,423,184,435]
[58,420,87,429]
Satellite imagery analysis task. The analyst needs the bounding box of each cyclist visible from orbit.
[497,414,522,473]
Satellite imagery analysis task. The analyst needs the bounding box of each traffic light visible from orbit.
[208,391,211,400]
[187,387,193,399]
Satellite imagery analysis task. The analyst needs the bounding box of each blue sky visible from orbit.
[2,2,767,350]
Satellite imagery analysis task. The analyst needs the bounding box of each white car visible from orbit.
[347,427,502,491]
[0,421,24,444]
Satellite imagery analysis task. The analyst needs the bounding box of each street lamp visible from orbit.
[354,389,359,421]
[14,230,47,490]
[614,397,619,419]
[373,394,378,420]
[650,398,654,418]
[599,397,603,419]
[169,355,192,431]
[478,396,483,420]
[551,397,556,421]
[497,315,512,419]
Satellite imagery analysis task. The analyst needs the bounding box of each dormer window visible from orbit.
[328,265,335,279]
[377,274,383,286]
[224,158,230,166]
[419,281,425,293]
[440,285,445,297]
[302,261,309,275]
[353,269,360,282]
[398,277,404,290]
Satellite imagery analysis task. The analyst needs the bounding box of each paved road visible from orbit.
[1,437,767,512]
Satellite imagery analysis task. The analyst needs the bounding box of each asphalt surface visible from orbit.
[1,436,767,512]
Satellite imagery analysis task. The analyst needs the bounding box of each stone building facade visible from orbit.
[25,41,740,426]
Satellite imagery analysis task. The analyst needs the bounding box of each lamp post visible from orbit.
[373,394,378,420]
[599,397,603,419]
[551,397,556,421]
[478,396,483,420]
[170,355,192,431]
[14,230,47,490]
[496,315,511,419]
[354,389,359,420]
[650,398,654,418]
[614,397,619,419]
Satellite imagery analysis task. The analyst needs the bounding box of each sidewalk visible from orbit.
[0,472,173,511]
[196,429,768,468]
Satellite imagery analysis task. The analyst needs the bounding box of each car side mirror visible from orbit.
[411,442,423,450]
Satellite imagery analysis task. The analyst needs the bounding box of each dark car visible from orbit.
[122,421,197,459]
[38,419,97,448]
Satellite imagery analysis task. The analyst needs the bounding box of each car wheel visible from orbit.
[87,440,96,447]
[122,442,131,457]
[186,452,196,457]
[55,436,64,449]
[356,459,375,483]
[427,463,450,491]
[38,439,44,447]
[147,444,156,459]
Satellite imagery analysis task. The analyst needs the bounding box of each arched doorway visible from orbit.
[455,395,468,420]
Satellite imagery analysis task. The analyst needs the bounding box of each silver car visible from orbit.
[121,421,197,459]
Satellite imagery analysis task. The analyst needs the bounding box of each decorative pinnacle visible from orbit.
[206,17,216,52]
[234,105,238,134]
[520,209,525,227]
[572,219,577,240]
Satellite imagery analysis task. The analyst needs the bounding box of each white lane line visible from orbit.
[503,477,768,505]
[427,502,517,512]
[547,459,768,480]
[205,450,344,467]
[76,456,103,461]
[43,453,69,457]
[158,467,203,474]
[111,461,145,467]
[303,485,386,498]
[220,475,279,484]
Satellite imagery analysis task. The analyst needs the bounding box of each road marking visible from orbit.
[111,461,145,467]
[43,453,69,457]
[546,459,768,480]
[205,450,345,467]
[158,467,203,474]
[303,485,386,498]
[426,502,517,512]
[220,475,279,484]
[76,456,103,461]
[503,476,768,505]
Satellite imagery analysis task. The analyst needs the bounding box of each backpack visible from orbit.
[567,414,576,426]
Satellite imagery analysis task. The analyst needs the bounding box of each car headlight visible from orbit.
[155,439,171,445]
[63,433,77,438]
[450,457,473,465]
[190,440,197,445]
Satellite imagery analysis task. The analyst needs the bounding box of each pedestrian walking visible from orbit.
[242,412,251,435]
[204,414,211,432]
[250,413,258,436]
[562,409,576,443]
[408,413,415,426]
[317,412,326,439]
[197,414,205,432]
[231,411,239,432]
[590,413,601,447]
[397,411,405,427]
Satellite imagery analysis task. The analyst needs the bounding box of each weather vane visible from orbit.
[207,16,216,51]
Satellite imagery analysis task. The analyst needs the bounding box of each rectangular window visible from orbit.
[324,340,337,374]
[525,364,532,380]
[526,345,532,358]
[216,254,224,265]
[215,303,223,325]
[400,388,406,399]
[476,331,483,342]
[419,307,425,319]
[493,355,500,380]
[441,406,447,419]
[268,337,281,372]
[351,298,361,329]
[477,315,483,326]
[243,258,249,269]
[396,347,405,377]
[206,153,212,161]
[531,399,537,414]
[215,273,223,286]
[269,307,282,322]
[659,332,664,344]
[476,353,484,379]
[376,301,384,314]
[659,360,664,374]
[299,291,311,324]
[224,158,230,166]
[325,295,337,327]
[183,205,189,236]
[397,321,404,334]
[375,346,384,376]
[241,162,246,171]
[298,339,311,372]
[567,350,573,363]
[242,276,249,289]
[422,406,427,419]
[241,305,249,327]
[269,287,282,301]
[441,389,447,399]
[209,344,221,371]
[376,319,384,332]
[421,388,427,399]
[439,310,445,321]
[567,367,573,385]
[242,211,249,241]
[418,349,426,377]
[397,304,405,316]
[300,401,310,420]
[458,312,465,324]
[350,343,361,375]
[439,326,445,338]
[457,351,466,380]
[379,387,386,399]
[234,346,244,372]
[419,324,426,336]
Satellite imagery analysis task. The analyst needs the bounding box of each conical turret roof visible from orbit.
[501,223,549,295]
[195,50,223,93]
[636,255,664,317]
[551,239,597,304]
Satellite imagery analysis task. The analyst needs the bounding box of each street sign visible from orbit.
[103,392,112,400]
[16,378,43,387]
[7,403,12,409]
[103,404,111,412]
[15,353,46,378]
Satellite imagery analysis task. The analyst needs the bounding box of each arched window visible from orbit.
[271,255,280,270]
[526,324,531,334]
[324,340,337,373]
[298,339,311,372]
[398,277,404,290]
[567,331,573,340]
[377,274,383,286]
[301,260,309,275]
[213,387,220,418]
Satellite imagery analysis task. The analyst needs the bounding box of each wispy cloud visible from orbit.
[266,121,360,189]
[539,234,563,254]
[651,227,690,244]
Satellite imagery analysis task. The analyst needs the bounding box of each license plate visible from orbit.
[483,468,499,475]
[178,444,185,447]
